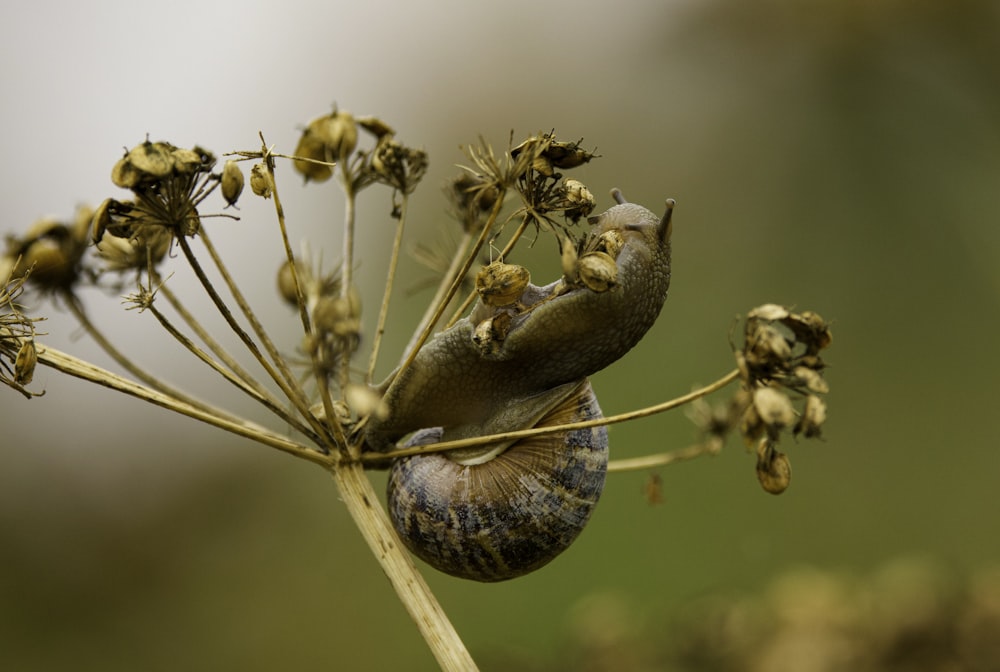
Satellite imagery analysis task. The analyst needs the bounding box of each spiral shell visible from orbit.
[387,380,607,582]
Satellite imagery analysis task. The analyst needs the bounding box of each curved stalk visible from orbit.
[366,369,740,463]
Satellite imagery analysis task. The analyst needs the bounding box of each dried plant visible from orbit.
[0,108,832,670]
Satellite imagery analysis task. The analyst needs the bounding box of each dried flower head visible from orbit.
[368,137,428,197]
[1,206,92,292]
[732,305,833,492]
[293,108,359,183]
[105,139,219,238]
[0,268,45,398]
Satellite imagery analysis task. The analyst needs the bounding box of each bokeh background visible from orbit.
[2,1,999,670]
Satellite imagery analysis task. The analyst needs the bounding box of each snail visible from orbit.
[366,190,674,581]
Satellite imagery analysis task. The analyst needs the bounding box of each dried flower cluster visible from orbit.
[0,269,43,398]
[691,304,832,494]
[1,105,832,670]
[0,206,93,293]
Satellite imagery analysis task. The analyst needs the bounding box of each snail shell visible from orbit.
[367,192,673,581]
[387,379,607,582]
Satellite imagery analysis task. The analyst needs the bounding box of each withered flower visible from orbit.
[730,305,833,492]
[293,108,359,183]
[2,206,92,292]
[105,140,218,238]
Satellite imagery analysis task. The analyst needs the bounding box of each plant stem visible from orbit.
[367,368,741,462]
[330,460,479,672]
[34,340,326,465]
[606,437,723,472]
[367,194,409,384]
[62,290,212,414]
[394,192,505,375]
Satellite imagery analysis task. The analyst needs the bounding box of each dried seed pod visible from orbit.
[276,259,305,306]
[14,340,37,385]
[577,251,618,292]
[795,394,827,438]
[220,160,245,206]
[756,439,792,494]
[250,163,273,198]
[125,141,174,179]
[471,312,512,357]
[752,386,796,429]
[474,262,530,306]
[562,178,595,220]
[292,109,358,182]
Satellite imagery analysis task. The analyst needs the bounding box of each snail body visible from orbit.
[368,191,673,581]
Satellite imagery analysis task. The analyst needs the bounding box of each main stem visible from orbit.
[330,461,479,672]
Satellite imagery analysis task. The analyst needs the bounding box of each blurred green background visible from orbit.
[2,0,999,670]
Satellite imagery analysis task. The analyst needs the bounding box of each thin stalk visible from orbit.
[259,141,346,452]
[337,169,357,395]
[147,302,320,442]
[34,340,327,466]
[339,169,357,302]
[607,437,724,473]
[367,193,409,383]
[366,369,741,463]
[394,192,505,376]
[156,280,273,400]
[330,460,479,671]
[63,291,208,413]
[401,230,473,363]
[175,235,334,450]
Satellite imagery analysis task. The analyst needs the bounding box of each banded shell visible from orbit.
[387,380,607,582]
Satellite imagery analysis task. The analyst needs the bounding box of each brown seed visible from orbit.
[756,440,792,494]
[221,160,245,206]
[475,262,530,306]
[577,251,618,292]
[250,163,273,198]
[14,340,37,385]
